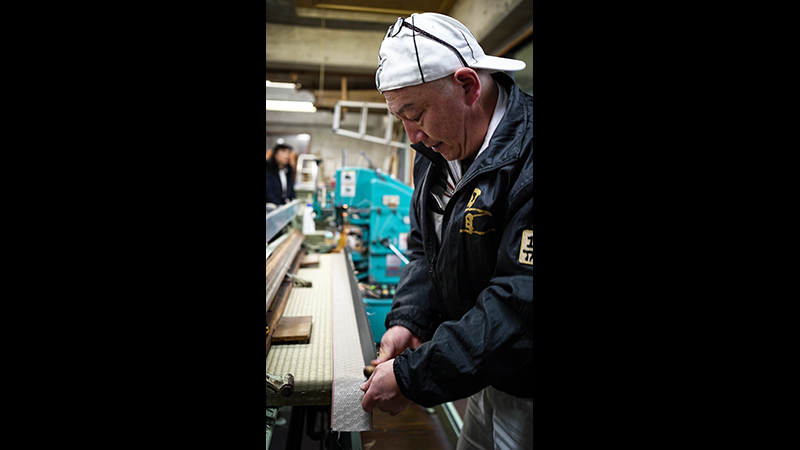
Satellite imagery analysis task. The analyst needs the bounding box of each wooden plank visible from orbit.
[266,249,304,357]
[300,253,320,267]
[266,230,304,314]
[272,316,313,344]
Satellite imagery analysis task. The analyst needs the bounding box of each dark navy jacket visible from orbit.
[265,159,295,205]
[387,73,533,406]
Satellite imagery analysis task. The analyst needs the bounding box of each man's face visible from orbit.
[384,77,474,162]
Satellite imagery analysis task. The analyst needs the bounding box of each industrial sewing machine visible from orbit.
[334,166,412,286]
[332,166,413,344]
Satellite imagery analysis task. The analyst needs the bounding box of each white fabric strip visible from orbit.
[331,253,372,432]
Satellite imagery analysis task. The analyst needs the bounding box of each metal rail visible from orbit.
[345,248,376,365]
[266,200,303,244]
[332,100,407,149]
[434,402,464,449]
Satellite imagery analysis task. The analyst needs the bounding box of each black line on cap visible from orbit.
[412,15,426,84]
[459,29,477,64]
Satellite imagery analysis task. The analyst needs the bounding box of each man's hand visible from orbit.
[360,358,412,416]
[371,326,424,366]
[360,326,421,416]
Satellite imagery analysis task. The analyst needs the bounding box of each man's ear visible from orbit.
[453,68,481,107]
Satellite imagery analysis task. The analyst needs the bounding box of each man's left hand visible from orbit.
[360,359,412,416]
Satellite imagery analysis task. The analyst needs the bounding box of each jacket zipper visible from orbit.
[416,145,517,320]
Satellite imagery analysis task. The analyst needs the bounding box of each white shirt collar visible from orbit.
[278,168,287,195]
[476,80,508,159]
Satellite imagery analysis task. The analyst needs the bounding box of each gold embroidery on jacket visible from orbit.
[460,188,496,235]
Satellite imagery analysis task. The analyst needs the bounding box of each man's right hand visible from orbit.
[371,326,424,366]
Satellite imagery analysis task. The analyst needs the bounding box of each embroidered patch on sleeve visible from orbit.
[519,230,534,265]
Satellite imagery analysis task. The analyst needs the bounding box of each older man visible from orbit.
[360,12,533,450]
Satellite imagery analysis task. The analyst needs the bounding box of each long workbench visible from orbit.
[267,249,374,450]
[266,252,336,407]
[266,249,462,450]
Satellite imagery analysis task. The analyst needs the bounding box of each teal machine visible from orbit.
[334,166,413,344]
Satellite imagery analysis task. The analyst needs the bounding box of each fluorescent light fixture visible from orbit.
[265,100,317,113]
[266,80,297,89]
[297,133,311,141]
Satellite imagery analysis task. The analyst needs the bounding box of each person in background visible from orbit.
[266,143,296,207]
[359,12,533,450]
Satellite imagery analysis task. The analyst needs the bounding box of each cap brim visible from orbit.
[471,55,526,72]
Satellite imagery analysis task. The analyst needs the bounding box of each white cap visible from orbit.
[376,13,526,93]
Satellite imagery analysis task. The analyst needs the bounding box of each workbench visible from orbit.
[266,253,335,407]
[266,201,462,450]
[266,251,373,449]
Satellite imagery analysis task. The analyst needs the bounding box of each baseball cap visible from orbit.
[375,13,526,93]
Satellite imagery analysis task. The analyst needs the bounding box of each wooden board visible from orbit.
[266,250,304,358]
[300,254,320,267]
[273,316,313,344]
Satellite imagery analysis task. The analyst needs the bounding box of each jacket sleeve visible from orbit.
[384,186,444,342]
[266,171,280,205]
[394,171,534,406]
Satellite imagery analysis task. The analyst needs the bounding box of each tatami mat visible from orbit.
[266,253,335,407]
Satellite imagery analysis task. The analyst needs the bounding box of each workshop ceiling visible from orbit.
[267,0,533,105]
[266,0,457,92]
[267,0,455,30]
[293,0,456,17]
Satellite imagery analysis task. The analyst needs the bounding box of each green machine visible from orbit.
[334,166,413,344]
[335,166,412,284]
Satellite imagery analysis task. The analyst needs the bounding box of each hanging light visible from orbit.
[265,80,297,89]
[265,100,317,113]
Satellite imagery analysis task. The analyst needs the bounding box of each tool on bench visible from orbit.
[266,372,295,397]
[285,273,312,288]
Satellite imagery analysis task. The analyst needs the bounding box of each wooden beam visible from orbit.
[341,77,348,113]
[496,26,533,57]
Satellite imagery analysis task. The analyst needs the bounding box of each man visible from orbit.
[359,12,533,450]
[265,143,295,207]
